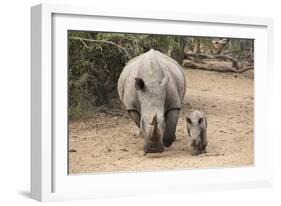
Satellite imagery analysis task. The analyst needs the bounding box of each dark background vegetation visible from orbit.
[68,31,254,119]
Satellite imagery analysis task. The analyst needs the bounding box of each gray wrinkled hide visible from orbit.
[118,49,186,152]
[186,110,208,155]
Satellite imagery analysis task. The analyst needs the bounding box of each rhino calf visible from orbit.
[186,110,208,155]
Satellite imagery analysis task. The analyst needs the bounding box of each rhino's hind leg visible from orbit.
[128,110,140,128]
[163,109,180,147]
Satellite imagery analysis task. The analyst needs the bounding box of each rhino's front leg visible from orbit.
[163,109,180,147]
[128,110,140,128]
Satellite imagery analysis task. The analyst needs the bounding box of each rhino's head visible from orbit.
[186,116,203,147]
[135,76,169,154]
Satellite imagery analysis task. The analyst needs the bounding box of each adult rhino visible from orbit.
[118,49,186,154]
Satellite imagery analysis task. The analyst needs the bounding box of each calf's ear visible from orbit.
[186,117,192,126]
[135,78,146,91]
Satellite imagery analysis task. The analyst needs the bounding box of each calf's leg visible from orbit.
[199,129,208,152]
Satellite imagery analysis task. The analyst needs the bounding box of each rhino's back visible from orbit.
[153,50,186,102]
[118,49,186,110]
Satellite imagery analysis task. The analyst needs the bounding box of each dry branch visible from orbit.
[69,36,132,59]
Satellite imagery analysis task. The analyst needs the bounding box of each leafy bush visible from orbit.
[68,31,176,119]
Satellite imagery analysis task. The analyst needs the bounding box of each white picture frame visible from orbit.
[31,3,274,202]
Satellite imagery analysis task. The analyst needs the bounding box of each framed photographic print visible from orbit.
[31,3,274,201]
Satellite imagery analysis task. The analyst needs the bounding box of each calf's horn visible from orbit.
[150,113,157,126]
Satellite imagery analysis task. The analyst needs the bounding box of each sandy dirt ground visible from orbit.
[68,68,254,174]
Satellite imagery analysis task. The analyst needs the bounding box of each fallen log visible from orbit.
[182,60,254,73]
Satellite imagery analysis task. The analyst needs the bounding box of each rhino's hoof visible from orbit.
[191,149,201,156]
[163,137,175,147]
[144,144,164,154]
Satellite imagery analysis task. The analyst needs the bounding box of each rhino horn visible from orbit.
[150,114,160,141]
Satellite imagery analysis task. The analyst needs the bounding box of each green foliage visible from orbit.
[68,32,127,119]
[68,31,176,119]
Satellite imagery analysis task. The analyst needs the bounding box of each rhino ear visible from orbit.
[186,117,192,126]
[135,78,146,91]
[160,76,169,87]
